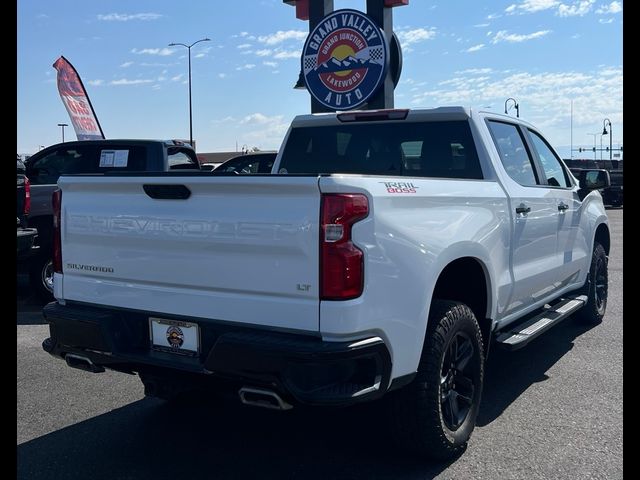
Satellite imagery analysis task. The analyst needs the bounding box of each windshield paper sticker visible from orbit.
[100,150,129,167]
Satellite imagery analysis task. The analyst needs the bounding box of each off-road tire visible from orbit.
[574,242,608,325]
[388,300,485,460]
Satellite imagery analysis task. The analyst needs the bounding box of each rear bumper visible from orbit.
[42,301,392,406]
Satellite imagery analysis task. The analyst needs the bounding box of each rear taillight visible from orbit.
[24,177,31,216]
[320,194,369,300]
[53,189,62,274]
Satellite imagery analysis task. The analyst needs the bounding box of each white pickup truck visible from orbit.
[43,107,610,459]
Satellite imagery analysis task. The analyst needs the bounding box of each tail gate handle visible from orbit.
[143,184,191,200]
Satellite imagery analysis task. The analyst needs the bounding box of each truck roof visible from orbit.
[290,107,537,129]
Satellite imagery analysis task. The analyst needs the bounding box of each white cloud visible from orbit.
[238,113,289,148]
[487,13,502,19]
[474,23,490,27]
[97,13,162,21]
[87,79,104,86]
[456,68,494,74]
[194,53,206,58]
[139,62,179,67]
[237,44,252,49]
[492,29,551,43]
[557,0,595,17]
[505,0,559,14]
[120,61,133,68]
[110,78,154,85]
[466,44,485,52]
[263,61,278,68]
[255,49,272,57]
[131,48,174,56]
[397,28,437,46]
[505,0,596,16]
[236,64,256,71]
[599,18,614,23]
[408,67,622,148]
[241,113,274,124]
[152,84,161,90]
[258,30,307,45]
[218,73,227,79]
[171,74,184,82]
[596,1,622,14]
[273,50,300,59]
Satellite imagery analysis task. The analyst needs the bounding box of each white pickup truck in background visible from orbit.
[43,107,610,459]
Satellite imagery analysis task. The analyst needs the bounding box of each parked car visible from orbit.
[16,157,30,228]
[213,152,277,174]
[17,156,38,260]
[200,163,222,171]
[23,139,200,301]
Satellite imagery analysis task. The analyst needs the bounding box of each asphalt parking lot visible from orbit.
[17,208,623,479]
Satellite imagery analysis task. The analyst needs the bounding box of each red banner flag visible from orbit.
[52,56,105,140]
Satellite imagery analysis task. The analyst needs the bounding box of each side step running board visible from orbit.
[496,295,588,351]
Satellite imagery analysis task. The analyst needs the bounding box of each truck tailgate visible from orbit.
[58,175,321,333]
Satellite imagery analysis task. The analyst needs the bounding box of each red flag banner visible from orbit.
[52,56,105,140]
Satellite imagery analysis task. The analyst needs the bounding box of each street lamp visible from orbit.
[602,118,612,161]
[168,37,211,147]
[504,97,519,118]
[587,133,597,161]
[57,123,68,143]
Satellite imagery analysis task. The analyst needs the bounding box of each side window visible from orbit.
[27,150,63,185]
[488,121,539,187]
[528,130,571,188]
[27,147,95,184]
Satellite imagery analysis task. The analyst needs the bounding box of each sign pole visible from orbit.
[309,0,334,113]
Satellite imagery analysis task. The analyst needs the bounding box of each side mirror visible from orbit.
[579,169,610,191]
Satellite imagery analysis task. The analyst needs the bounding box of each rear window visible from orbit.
[27,145,148,184]
[168,147,200,170]
[278,120,483,179]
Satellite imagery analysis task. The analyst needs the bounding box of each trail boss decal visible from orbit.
[381,182,418,194]
[301,9,388,110]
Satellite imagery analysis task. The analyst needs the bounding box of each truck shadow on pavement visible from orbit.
[478,318,596,426]
[17,396,453,480]
[17,316,598,480]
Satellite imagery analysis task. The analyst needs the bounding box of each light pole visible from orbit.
[587,133,597,161]
[168,38,211,147]
[504,97,519,118]
[599,133,604,160]
[57,123,68,143]
[602,118,612,161]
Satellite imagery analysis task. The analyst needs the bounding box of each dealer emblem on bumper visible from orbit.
[166,326,184,348]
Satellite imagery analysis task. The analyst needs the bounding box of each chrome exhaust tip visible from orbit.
[238,386,293,410]
[65,353,105,373]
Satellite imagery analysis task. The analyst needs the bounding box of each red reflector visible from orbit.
[52,189,62,274]
[337,109,409,122]
[320,194,369,300]
[24,177,31,216]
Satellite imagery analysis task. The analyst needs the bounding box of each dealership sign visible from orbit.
[301,9,388,110]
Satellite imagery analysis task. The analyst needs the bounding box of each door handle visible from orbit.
[515,204,531,215]
[558,203,569,211]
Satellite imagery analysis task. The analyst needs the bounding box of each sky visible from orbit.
[17,0,623,159]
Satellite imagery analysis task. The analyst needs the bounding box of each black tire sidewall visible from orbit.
[427,303,484,446]
[577,242,608,324]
